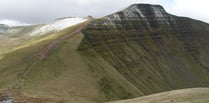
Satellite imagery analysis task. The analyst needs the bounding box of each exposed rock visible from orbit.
[78,4,209,100]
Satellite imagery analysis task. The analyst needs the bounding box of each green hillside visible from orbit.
[0,4,208,103]
[78,4,209,101]
[0,23,108,103]
[109,88,209,103]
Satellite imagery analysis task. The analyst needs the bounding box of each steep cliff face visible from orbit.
[79,4,209,100]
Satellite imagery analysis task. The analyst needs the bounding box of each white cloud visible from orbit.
[0,0,208,24]
[0,19,29,26]
[167,0,209,23]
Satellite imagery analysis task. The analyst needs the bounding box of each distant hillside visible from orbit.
[0,17,87,55]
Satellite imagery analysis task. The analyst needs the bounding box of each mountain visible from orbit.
[78,3,209,99]
[0,4,208,103]
[0,17,87,55]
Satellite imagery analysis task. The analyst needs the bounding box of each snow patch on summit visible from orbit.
[30,17,87,36]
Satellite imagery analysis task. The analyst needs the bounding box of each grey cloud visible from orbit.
[0,0,138,24]
[1,0,208,25]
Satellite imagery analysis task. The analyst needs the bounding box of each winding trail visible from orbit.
[0,21,90,102]
[37,21,90,60]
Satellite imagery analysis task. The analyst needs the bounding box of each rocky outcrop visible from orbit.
[78,4,209,100]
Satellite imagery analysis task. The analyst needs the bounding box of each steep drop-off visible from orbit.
[78,4,209,100]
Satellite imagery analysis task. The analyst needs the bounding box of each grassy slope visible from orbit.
[109,88,209,103]
[78,12,209,101]
[0,24,108,102]
[0,8,209,103]
[22,33,102,102]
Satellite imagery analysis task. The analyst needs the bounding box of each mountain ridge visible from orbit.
[0,3,208,103]
[0,17,88,55]
[78,3,209,100]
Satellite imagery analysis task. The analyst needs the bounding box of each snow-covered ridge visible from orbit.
[30,17,88,36]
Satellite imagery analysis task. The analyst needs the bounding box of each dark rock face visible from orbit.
[78,4,209,100]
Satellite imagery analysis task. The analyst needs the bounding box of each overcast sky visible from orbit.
[0,0,208,26]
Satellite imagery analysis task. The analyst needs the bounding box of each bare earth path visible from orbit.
[0,21,90,102]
